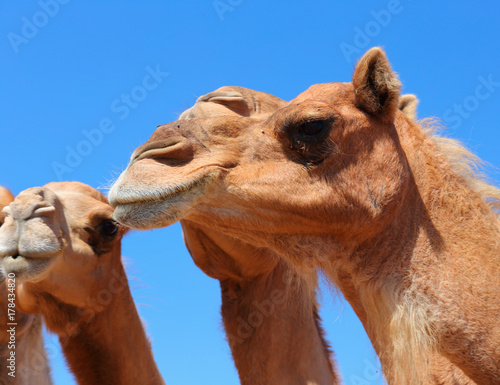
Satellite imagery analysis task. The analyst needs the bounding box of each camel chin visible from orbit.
[113,200,183,230]
[110,169,221,230]
[2,254,55,282]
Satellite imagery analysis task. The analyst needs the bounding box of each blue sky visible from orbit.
[2,1,500,384]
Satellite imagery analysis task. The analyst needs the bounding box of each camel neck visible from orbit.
[323,119,500,384]
[182,220,339,384]
[59,274,164,385]
[221,261,338,385]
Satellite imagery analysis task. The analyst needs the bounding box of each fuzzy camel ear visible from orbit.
[0,187,14,225]
[398,94,419,121]
[353,47,401,121]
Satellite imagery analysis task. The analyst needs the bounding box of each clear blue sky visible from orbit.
[2,1,500,384]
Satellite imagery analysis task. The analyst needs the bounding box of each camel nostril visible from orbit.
[132,137,194,163]
[12,254,19,260]
[33,206,56,217]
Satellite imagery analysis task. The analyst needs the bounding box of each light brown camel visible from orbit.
[0,187,53,385]
[0,182,165,385]
[181,87,339,385]
[183,88,474,385]
[114,86,471,384]
[109,47,500,384]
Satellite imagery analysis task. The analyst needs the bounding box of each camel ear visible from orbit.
[398,94,419,121]
[353,47,401,121]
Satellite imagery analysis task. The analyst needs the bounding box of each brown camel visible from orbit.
[109,47,500,384]
[182,88,473,385]
[0,182,164,385]
[181,87,339,385]
[114,86,471,383]
[0,187,53,385]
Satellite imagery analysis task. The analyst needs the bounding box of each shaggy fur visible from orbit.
[110,48,498,384]
[0,182,164,385]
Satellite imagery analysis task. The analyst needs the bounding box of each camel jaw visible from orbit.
[110,170,221,230]
[2,254,54,282]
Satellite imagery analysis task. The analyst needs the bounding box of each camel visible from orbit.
[0,187,53,385]
[181,87,339,384]
[185,88,476,385]
[109,47,500,384]
[113,86,471,384]
[199,91,472,385]
[182,88,474,385]
[0,182,164,385]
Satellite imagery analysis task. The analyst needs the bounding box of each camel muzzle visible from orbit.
[0,188,64,280]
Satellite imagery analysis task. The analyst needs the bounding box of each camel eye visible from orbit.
[297,120,326,138]
[101,220,119,237]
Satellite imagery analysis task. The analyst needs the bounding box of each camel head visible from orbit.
[110,86,286,231]
[0,182,127,316]
[110,48,411,251]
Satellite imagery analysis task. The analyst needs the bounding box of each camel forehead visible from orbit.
[12,183,111,222]
[44,181,108,203]
[45,182,113,222]
[56,192,113,219]
[14,187,58,208]
[292,82,354,105]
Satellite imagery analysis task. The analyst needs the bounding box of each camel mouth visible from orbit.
[111,170,221,229]
[2,255,55,282]
[112,200,183,230]
[110,170,221,206]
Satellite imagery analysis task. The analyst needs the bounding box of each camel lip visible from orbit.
[112,201,181,230]
[1,255,55,281]
[109,169,221,207]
